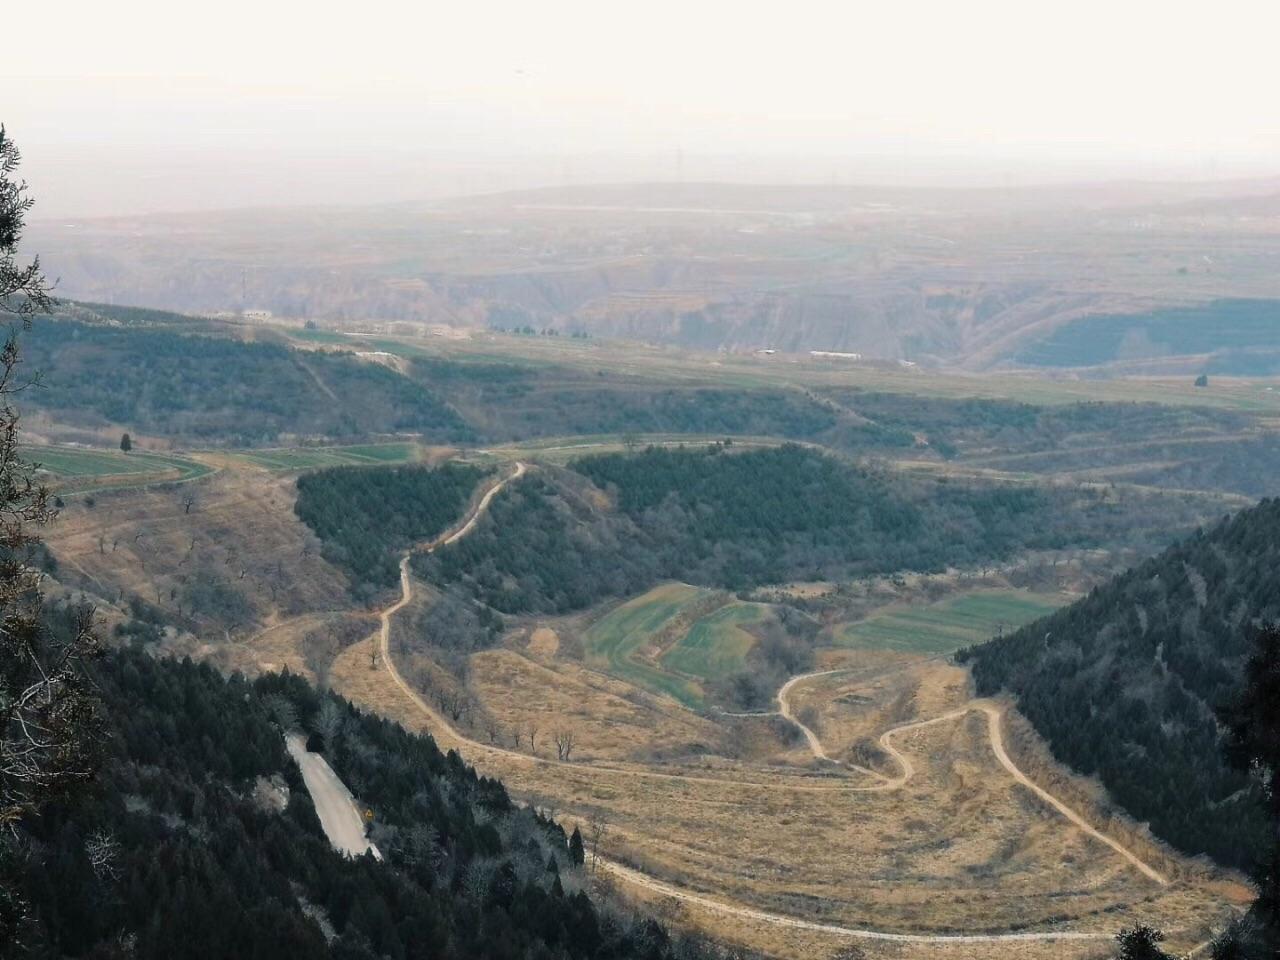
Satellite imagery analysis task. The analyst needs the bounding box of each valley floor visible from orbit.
[296,465,1244,959]
[43,446,1251,960]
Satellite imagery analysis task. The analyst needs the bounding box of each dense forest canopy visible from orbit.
[419,471,658,614]
[419,444,1196,614]
[8,611,720,960]
[295,463,489,597]
[960,498,1280,867]
[436,379,856,445]
[27,303,1272,494]
[22,316,472,445]
[820,391,1248,461]
[1013,299,1280,371]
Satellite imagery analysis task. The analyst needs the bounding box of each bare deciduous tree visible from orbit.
[85,830,122,882]
[311,699,344,750]
[553,729,576,762]
[586,811,609,877]
[435,689,469,724]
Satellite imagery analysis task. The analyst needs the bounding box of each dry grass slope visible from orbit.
[45,470,350,641]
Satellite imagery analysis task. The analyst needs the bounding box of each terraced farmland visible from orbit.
[225,441,422,471]
[835,589,1066,654]
[583,583,716,707]
[662,601,768,682]
[30,447,213,494]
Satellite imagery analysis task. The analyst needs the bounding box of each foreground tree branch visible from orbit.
[0,126,104,950]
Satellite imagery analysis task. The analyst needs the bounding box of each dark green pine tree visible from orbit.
[568,826,585,867]
[1220,623,1280,954]
[488,860,517,909]
[1115,925,1175,960]
[1,123,103,957]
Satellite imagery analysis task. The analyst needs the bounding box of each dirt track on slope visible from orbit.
[777,669,1168,884]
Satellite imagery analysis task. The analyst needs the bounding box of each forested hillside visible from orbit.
[22,316,471,444]
[29,303,1268,484]
[24,305,902,453]
[1014,299,1280,372]
[295,463,489,597]
[961,499,1280,867]
[420,471,657,613]
[820,392,1246,461]
[421,444,1193,614]
[425,373,874,447]
[8,610,719,960]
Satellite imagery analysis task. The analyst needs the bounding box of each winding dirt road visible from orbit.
[378,461,526,699]
[776,669,842,760]
[777,670,1168,884]
[597,858,1108,944]
[367,461,1172,944]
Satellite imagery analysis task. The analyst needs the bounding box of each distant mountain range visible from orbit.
[28,178,1280,371]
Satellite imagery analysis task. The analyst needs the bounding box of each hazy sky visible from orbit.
[7,0,1280,216]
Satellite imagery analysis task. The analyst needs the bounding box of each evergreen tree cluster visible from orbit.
[8,613,725,960]
[22,316,472,445]
[420,444,1138,614]
[823,392,1246,463]
[449,384,847,445]
[960,498,1280,867]
[29,301,1267,485]
[418,472,656,614]
[294,463,489,596]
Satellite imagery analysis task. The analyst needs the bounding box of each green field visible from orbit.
[583,583,714,708]
[32,449,150,478]
[481,434,786,466]
[297,323,1280,415]
[29,447,214,494]
[287,328,357,345]
[835,590,1067,654]
[225,442,421,471]
[661,602,767,682]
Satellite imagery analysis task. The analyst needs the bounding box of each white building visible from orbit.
[809,350,863,361]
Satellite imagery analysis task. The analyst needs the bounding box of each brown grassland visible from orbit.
[327,618,1246,958]
[41,451,1251,959]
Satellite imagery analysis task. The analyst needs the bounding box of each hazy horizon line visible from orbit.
[24,150,1280,223]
